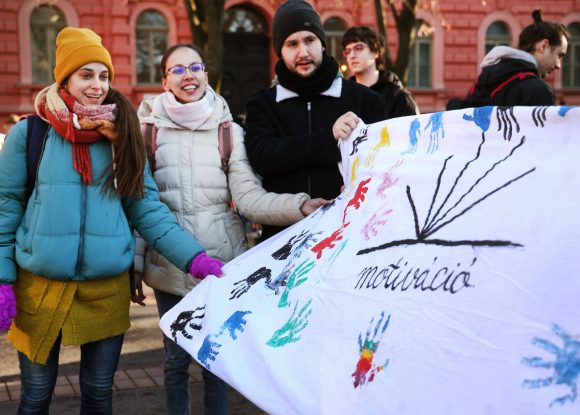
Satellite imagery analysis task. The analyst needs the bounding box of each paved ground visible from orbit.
[0,285,266,414]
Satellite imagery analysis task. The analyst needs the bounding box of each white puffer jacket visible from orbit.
[135,94,309,296]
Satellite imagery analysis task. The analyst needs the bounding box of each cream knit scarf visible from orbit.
[159,87,216,131]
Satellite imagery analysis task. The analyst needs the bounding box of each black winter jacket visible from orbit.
[366,71,419,118]
[474,58,555,106]
[245,78,385,239]
[479,58,556,107]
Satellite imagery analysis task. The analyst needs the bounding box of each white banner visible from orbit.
[160,106,580,415]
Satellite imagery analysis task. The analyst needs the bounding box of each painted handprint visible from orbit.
[343,178,372,225]
[362,209,393,240]
[350,126,369,155]
[311,228,344,260]
[169,306,205,342]
[229,267,272,299]
[198,335,222,369]
[352,311,391,388]
[267,232,320,292]
[219,311,252,340]
[424,112,445,154]
[376,159,404,198]
[463,106,493,133]
[278,259,315,308]
[197,310,252,369]
[522,323,580,407]
[402,117,421,155]
[366,125,391,167]
[496,107,520,141]
[271,230,310,260]
[532,106,549,127]
[267,298,313,348]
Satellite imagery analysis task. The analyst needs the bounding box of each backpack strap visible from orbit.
[218,121,233,175]
[25,115,50,201]
[141,123,157,171]
[490,71,537,99]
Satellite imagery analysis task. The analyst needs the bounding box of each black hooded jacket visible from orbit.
[476,58,555,106]
[448,57,556,110]
[366,71,419,118]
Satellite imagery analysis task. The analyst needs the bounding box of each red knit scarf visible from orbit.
[35,86,118,183]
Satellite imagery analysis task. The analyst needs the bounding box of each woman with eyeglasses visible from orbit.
[0,28,224,414]
[134,43,327,415]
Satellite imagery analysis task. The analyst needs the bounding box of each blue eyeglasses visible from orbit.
[166,62,205,76]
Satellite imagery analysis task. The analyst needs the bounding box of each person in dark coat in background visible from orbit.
[447,9,569,109]
[341,25,419,118]
[244,0,386,241]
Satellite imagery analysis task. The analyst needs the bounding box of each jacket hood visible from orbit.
[480,46,537,68]
[477,57,540,88]
[137,90,233,131]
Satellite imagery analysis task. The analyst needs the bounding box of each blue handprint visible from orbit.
[463,106,493,132]
[424,112,445,154]
[522,324,580,407]
[198,335,222,369]
[219,310,252,340]
[402,117,421,155]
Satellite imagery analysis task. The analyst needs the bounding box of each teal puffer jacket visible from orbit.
[0,119,204,283]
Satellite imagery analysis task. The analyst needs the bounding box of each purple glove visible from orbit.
[189,252,224,280]
[0,284,16,331]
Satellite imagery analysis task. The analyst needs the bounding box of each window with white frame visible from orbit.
[408,20,432,88]
[30,5,66,83]
[224,6,267,34]
[563,23,580,88]
[485,21,511,54]
[136,10,168,84]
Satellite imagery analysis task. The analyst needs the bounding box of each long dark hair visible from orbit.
[102,87,146,198]
[518,9,570,53]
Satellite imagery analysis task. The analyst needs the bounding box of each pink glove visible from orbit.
[0,284,16,331]
[189,252,224,280]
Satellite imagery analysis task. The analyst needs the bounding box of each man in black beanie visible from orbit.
[244,0,386,241]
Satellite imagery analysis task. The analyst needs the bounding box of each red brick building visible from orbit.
[1,0,579,120]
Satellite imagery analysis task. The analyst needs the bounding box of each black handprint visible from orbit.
[229,267,272,299]
[496,107,520,141]
[350,126,369,155]
[271,230,309,260]
[170,306,205,342]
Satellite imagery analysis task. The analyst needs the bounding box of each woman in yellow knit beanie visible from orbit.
[0,27,223,414]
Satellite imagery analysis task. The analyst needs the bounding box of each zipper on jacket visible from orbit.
[74,183,87,279]
[307,101,312,196]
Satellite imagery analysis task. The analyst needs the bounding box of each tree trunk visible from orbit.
[183,0,225,91]
[390,0,418,85]
[374,0,393,70]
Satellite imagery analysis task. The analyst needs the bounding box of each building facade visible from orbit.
[1,0,579,120]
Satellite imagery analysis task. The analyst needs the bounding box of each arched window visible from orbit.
[485,21,511,54]
[408,20,432,88]
[222,6,269,118]
[30,5,66,83]
[563,23,580,88]
[135,10,168,85]
[324,17,347,69]
[223,6,267,34]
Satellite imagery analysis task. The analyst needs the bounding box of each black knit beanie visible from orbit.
[272,0,327,57]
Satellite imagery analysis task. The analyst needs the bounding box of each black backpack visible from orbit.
[24,115,50,202]
[447,71,537,110]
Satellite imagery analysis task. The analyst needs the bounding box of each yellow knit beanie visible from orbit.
[54,27,114,85]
